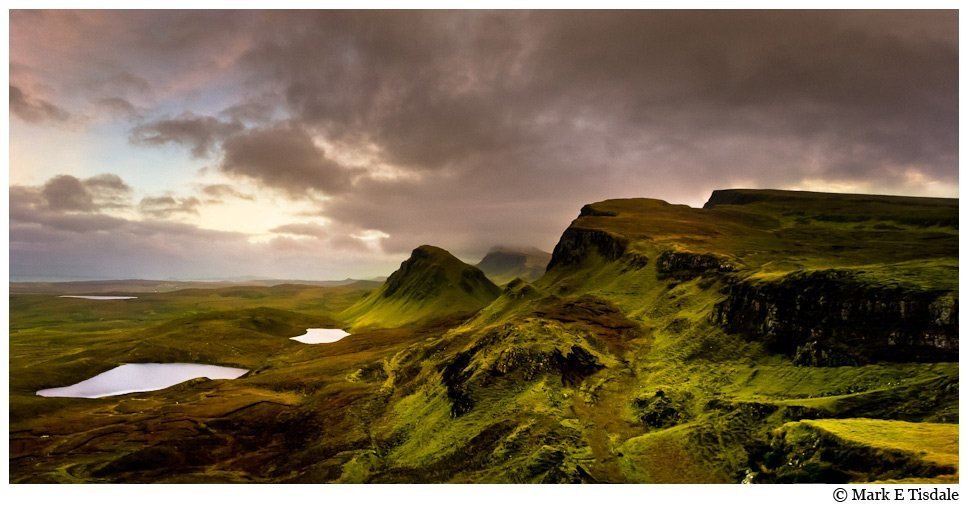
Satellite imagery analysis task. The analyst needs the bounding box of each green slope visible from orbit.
[9,189,959,484]
[341,245,501,329]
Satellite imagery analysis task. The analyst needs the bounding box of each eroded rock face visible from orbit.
[547,228,629,270]
[656,250,735,279]
[712,270,958,365]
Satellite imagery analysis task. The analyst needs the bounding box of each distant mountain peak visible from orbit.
[475,246,552,285]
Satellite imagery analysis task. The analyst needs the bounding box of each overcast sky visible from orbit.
[9,10,958,281]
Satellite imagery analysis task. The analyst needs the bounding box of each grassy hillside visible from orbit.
[340,245,501,329]
[9,189,958,483]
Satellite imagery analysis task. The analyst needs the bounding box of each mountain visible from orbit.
[9,190,959,484]
[340,245,501,329]
[338,189,956,482]
[475,246,552,284]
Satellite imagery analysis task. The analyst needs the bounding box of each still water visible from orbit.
[290,328,350,344]
[37,363,248,398]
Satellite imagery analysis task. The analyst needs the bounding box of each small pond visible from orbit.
[290,328,350,344]
[36,363,249,398]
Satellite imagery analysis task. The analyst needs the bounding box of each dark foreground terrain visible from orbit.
[9,189,958,483]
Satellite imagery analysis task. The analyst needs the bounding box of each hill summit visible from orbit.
[475,246,552,284]
[341,245,500,328]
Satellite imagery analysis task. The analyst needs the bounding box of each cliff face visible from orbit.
[712,271,957,366]
[656,250,735,280]
[547,228,629,270]
[541,191,958,365]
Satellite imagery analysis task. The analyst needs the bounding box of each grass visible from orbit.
[8,189,959,483]
[798,418,958,470]
[341,245,500,329]
[772,418,959,483]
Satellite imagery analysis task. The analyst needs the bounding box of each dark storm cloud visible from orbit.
[10,85,70,123]
[220,122,357,196]
[93,10,956,200]
[239,11,542,172]
[138,194,202,218]
[130,113,244,158]
[210,11,955,194]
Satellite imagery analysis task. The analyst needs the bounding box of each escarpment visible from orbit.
[547,228,629,270]
[540,191,958,367]
[656,250,735,279]
[712,271,957,366]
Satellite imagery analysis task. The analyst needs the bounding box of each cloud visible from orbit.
[9,11,959,279]
[83,173,132,208]
[11,174,402,280]
[199,183,254,202]
[220,100,275,123]
[238,10,955,256]
[220,122,357,196]
[10,85,70,123]
[270,222,330,238]
[130,113,244,158]
[12,182,129,233]
[38,173,132,212]
[138,194,201,218]
[95,97,142,120]
[40,175,95,211]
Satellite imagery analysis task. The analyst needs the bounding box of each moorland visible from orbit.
[9,189,958,483]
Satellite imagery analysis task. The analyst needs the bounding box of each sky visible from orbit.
[8,10,959,281]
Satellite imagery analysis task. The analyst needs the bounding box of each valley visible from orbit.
[8,189,959,483]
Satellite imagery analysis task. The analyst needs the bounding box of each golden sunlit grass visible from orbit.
[801,419,958,470]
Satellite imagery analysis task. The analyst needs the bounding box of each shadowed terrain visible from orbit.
[9,189,958,483]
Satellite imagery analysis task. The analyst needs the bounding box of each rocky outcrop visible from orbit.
[440,322,605,418]
[547,228,629,270]
[713,270,957,365]
[578,204,618,217]
[656,250,735,279]
[632,390,689,430]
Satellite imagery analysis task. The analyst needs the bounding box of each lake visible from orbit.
[36,363,249,398]
[290,328,350,344]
